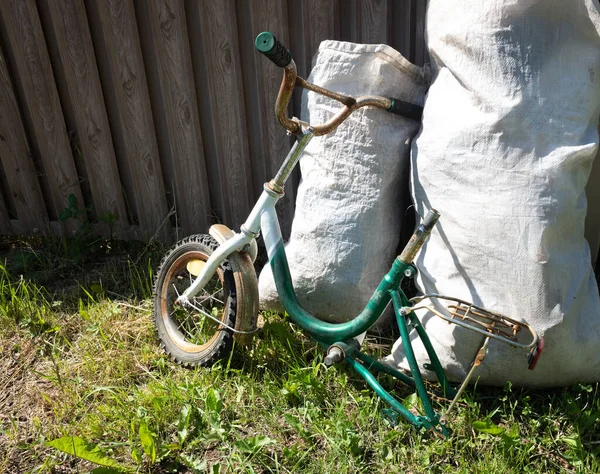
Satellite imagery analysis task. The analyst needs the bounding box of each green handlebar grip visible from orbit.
[255,31,292,67]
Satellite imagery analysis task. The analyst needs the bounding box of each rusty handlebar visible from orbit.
[255,32,423,137]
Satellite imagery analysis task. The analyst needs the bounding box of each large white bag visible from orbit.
[385,0,600,386]
[258,41,427,329]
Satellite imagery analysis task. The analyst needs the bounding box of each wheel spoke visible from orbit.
[191,305,225,331]
[154,238,237,366]
[195,288,224,306]
[168,274,225,345]
[169,281,197,341]
[181,311,202,340]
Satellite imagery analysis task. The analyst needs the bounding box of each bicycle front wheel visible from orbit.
[153,234,237,366]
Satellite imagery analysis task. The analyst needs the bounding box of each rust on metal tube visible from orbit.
[274,65,395,137]
[296,76,356,107]
[266,180,285,195]
[275,61,301,134]
[399,209,440,264]
[311,96,393,136]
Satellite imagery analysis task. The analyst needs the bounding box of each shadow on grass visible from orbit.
[0,234,164,309]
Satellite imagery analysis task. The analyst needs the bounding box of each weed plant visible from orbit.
[0,236,598,473]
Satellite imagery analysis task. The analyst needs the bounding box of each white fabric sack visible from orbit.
[258,41,427,329]
[385,0,600,386]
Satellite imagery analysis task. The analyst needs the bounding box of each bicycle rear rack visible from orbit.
[324,292,544,438]
[408,294,540,351]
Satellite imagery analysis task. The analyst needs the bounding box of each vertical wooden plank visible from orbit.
[0,0,83,232]
[182,1,219,232]
[359,0,390,44]
[245,0,296,239]
[234,0,266,202]
[287,0,307,117]
[390,0,413,59]
[190,0,252,228]
[0,169,12,234]
[144,0,211,235]
[302,0,339,67]
[339,0,359,43]
[0,209,10,235]
[93,0,170,240]
[412,0,428,66]
[0,40,47,232]
[0,154,15,234]
[45,0,128,234]
[287,0,338,127]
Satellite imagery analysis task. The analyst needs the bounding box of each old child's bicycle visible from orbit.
[152,32,544,437]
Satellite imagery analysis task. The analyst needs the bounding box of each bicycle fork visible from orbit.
[177,129,314,306]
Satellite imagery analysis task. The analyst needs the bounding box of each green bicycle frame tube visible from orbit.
[353,351,416,388]
[269,241,410,343]
[391,290,436,422]
[345,357,426,429]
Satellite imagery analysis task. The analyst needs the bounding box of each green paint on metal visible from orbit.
[391,291,437,423]
[269,242,408,343]
[269,241,452,436]
[346,356,432,431]
[398,287,412,307]
[387,98,395,113]
[406,312,456,398]
[330,339,360,357]
[255,32,276,54]
[354,351,415,388]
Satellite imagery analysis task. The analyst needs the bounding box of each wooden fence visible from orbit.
[0,0,426,243]
[1,0,599,267]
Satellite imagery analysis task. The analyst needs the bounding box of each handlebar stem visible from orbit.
[269,127,314,193]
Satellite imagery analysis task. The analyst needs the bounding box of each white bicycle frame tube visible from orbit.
[177,185,368,345]
[179,130,314,304]
[178,187,281,304]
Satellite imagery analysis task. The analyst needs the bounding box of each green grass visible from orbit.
[0,236,598,473]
